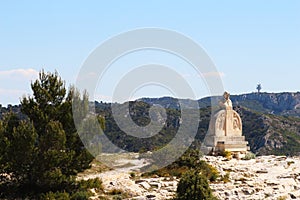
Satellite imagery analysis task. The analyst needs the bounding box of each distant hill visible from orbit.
[114,92,300,156]
[0,104,24,119]
[140,92,300,117]
[230,92,300,117]
[239,107,300,156]
[139,92,300,155]
[1,92,300,156]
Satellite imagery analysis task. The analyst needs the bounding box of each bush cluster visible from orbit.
[242,152,256,160]
[174,170,218,200]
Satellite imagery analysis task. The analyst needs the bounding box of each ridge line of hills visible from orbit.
[138,91,300,117]
[1,92,300,156]
[2,91,300,117]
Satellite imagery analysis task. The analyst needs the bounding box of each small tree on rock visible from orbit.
[175,170,217,200]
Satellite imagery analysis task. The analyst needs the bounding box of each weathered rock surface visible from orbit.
[203,155,300,200]
[80,154,300,199]
[78,153,178,199]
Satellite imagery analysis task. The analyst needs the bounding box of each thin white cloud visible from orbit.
[181,71,225,78]
[0,68,39,81]
[202,71,225,78]
[0,68,38,105]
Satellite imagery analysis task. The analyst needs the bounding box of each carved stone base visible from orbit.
[201,105,250,155]
[201,135,249,155]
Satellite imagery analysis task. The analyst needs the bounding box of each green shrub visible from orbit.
[242,152,256,160]
[221,151,232,159]
[175,170,218,200]
[112,196,122,200]
[197,160,219,182]
[221,172,230,183]
[77,178,103,191]
[108,188,122,195]
[129,172,136,178]
[70,191,92,200]
[107,188,130,199]
[142,148,219,181]
[41,191,70,200]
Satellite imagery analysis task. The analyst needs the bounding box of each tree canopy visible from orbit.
[0,70,94,198]
[175,170,217,200]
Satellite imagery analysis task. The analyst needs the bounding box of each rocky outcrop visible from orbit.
[230,92,300,116]
[77,153,178,200]
[139,92,300,117]
[86,171,178,200]
[79,154,300,200]
[203,155,300,200]
[241,108,300,156]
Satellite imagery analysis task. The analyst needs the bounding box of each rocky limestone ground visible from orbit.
[77,153,178,199]
[203,155,300,200]
[78,153,300,200]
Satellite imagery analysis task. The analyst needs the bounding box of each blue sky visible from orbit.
[0,1,299,106]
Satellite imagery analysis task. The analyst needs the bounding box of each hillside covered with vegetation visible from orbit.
[2,93,300,157]
[98,101,300,156]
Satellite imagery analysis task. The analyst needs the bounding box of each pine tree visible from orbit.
[0,113,37,195]
[175,170,217,200]
[21,71,93,190]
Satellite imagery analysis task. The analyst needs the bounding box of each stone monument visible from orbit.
[201,92,249,157]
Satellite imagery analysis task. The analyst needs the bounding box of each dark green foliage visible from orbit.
[196,160,219,182]
[77,178,103,191]
[103,101,181,152]
[269,131,300,156]
[41,191,70,200]
[0,71,95,198]
[108,189,122,195]
[41,190,92,200]
[142,149,219,182]
[40,178,102,200]
[107,188,129,200]
[175,170,217,200]
[241,107,300,156]
[0,113,37,189]
[99,101,210,153]
[70,191,92,200]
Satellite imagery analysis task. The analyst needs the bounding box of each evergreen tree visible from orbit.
[0,70,94,197]
[175,170,217,200]
[0,113,37,195]
[19,70,94,192]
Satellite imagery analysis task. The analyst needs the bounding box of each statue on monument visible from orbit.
[201,91,249,156]
[219,92,236,136]
[220,91,232,110]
